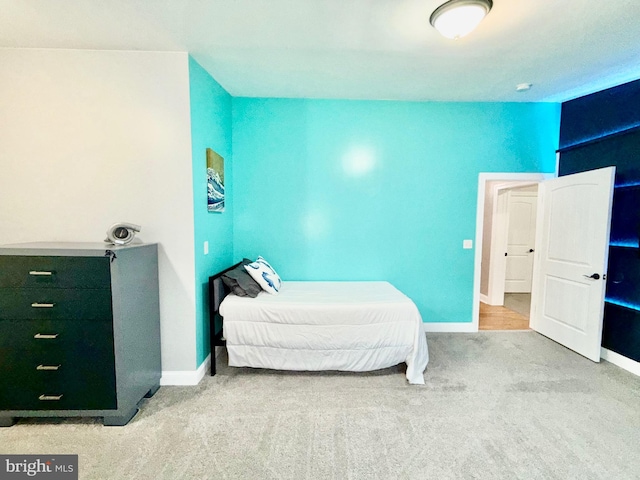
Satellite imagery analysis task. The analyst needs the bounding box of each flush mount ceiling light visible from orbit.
[430,0,493,40]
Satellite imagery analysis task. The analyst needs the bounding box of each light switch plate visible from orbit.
[463,239,473,249]
[204,241,209,255]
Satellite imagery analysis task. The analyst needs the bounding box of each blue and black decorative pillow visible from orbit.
[244,256,282,295]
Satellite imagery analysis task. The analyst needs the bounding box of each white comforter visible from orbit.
[220,281,429,384]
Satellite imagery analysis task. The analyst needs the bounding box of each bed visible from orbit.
[209,262,429,384]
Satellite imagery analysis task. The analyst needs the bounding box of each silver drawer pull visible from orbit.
[36,364,61,371]
[29,271,54,276]
[31,302,55,308]
[39,394,63,401]
[34,333,59,339]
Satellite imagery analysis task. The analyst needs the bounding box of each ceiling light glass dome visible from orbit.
[430,0,493,39]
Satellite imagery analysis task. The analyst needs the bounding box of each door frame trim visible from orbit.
[488,186,513,305]
[472,172,554,332]
[488,183,539,304]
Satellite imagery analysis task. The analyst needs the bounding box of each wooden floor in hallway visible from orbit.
[479,293,531,330]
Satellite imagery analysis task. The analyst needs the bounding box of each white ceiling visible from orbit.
[2,0,640,102]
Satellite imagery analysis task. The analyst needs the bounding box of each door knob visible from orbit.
[583,273,600,280]
[529,249,534,253]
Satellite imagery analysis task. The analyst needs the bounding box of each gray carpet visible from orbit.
[2,332,640,479]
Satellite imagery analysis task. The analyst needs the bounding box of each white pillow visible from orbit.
[244,256,282,294]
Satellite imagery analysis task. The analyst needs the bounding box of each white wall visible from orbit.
[0,48,197,374]
[480,180,501,297]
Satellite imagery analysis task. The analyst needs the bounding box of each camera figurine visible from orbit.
[105,223,141,245]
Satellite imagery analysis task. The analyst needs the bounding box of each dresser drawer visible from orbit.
[0,378,117,410]
[0,288,112,320]
[0,256,111,289]
[0,319,115,354]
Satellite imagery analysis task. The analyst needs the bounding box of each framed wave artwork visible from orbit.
[207,148,225,212]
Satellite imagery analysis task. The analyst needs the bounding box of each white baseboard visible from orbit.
[479,294,489,304]
[423,322,477,333]
[160,353,211,386]
[601,348,640,377]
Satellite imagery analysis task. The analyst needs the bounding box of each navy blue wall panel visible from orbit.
[607,246,640,305]
[609,186,640,247]
[559,78,640,149]
[602,303,640,363]
[558,129,640,186]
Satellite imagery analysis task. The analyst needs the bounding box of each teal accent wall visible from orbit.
[231,99,560,324]
[189,56,233,366]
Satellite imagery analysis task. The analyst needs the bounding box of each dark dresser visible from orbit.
[0,242,161,426]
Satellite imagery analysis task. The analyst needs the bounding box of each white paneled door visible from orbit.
[505,188,538,293]
[530,167,615,362]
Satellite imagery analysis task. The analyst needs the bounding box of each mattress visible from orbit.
[220,281,429,384]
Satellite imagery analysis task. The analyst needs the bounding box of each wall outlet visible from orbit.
[463,239,473,249]
[204,241,209,255]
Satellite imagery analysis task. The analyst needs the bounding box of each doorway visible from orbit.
[501,183,538,326]
[474,168,616,362]
[472,173,551,331]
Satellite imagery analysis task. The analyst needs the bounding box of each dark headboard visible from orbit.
[208,262,240,375]
[209,262,240,340]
